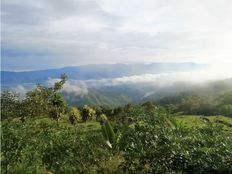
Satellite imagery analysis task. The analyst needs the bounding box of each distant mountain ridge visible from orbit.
[1,62,232,108]
[1,62,205,87]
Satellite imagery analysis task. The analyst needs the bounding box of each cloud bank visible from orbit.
[47,78,89,97]
[82,64,232,87]
[11,63,232,97]
[2,0,232,70]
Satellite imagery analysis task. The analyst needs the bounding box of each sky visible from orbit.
[2,0,232,71]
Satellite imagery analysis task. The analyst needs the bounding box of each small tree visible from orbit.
[81,105,96,122]
[21,74,68,118]
[0,91,20,120]
[53,74,68,92]
[68,107,81,125]
[25,86,50,117]
[99,113,108,124]
[95,107,104,121]
[49,93,66,125]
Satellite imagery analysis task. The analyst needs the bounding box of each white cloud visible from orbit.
[2,0,232,70]
[10,64,232,98]
[84,64,232,87]
[47,78,88,97]
[62,81,88,97]
[12,85,29,99]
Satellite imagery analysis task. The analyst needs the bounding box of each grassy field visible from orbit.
[175,115,232,131]
[10,114,232,130]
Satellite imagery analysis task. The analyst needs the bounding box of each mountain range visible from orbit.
[1,62,204,87]
[3,62,220,107]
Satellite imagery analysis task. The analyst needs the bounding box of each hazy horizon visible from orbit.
[1,61,204,72]
[4,62,232,99]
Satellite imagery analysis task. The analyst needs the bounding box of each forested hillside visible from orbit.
[62,78,232,117]
[157,78,232,116]
[1,75,232,173]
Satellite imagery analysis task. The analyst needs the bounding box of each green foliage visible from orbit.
[1,74,68,121]
[218,92,232,105]
[68,107,81,124]
[157,82,232,117]
[82,105,96,121]
[49,93,67,124]
[1,91,20,120]
[99,113,108,123]
[100,114,117,148]
[118,107,232,174]
[1,119,112,174]
[2,93,232,174]
[158,93,232,117]
[175,115,232,131]
[105,121,117,146]
[219,104,232,116]
[180,95,201,114]
[25,84,53,117]
[53,74,68,91]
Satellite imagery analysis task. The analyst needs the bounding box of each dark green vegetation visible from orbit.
[1,106,232,174]
[157,79,232,117]
[1,75,232,173]
[63,78,232,116]
[2,118,111,174]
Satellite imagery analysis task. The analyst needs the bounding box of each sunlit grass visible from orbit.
[175,115,232,131]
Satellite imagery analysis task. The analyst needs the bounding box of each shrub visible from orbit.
[68,107,81,124]
[119,108,232,173]
[82,105,96,121]
[1,119,112,174]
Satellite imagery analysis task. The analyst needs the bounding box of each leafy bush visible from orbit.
[68,107,81,124]
[118,107,232,174]
[1,104,232,174]
[1,91,21,120]
[82,105,96,121]
[1,119,112,174]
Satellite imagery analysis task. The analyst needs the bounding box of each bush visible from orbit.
[118,108,232,174]
[1,119,112,174]
[82,105,96,121]
[68,107,81,124]
[2,104,232,174]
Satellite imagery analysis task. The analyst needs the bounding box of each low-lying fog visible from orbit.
[10,63,232,99]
